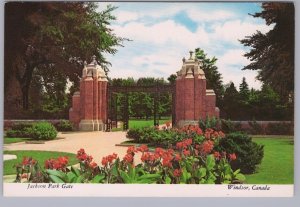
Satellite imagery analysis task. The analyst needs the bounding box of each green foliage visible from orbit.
[215,132,264,174]
[30,122,58,140]
[55,120,74,131]
[199,116,221,131]
[5,2,127,117]
[195,48,224,106]
[220,119,242,134]
[240,2,294,103]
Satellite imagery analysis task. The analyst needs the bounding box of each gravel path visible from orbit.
[4,131,131,163]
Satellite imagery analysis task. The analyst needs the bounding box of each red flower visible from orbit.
[127,146,136,154]
[174,153,181,161]
[21,173,28,179]
[101,157,108,166]
[196,128,203,135]
[155,148,165,157]
[89,162,98,169]
[218,131,225,138]
[137,145,148,153]
[165,121,171,127]
[123,153,134,163]
[200,140,214,154]
[173,169,182,177]
[22,157,30,166]
[213,151,221,160]
[162,157,172,168]
[183,149,190,156]
[176,142,184,149]
[229,153,237,161]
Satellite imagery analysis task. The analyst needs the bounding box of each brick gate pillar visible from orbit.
[69,56,108,131]
[175,51,219,127]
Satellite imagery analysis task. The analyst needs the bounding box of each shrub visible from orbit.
[126,128,145,143]
[266,122,293,135]
[199,116,221,131]
[221,119,242,133]
[30,122,58,140]
[215,132,264,174]
[55,120,74,131]
[11,123,33,131]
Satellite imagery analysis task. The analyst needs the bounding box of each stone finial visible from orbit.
[92,55,97,65]
[182,57,186,63]
[84,61,87,67]
[189,51,193,60]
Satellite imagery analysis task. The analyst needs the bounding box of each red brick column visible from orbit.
[69,92,81,129]
[93,77,99,130]
[79,77,95,131]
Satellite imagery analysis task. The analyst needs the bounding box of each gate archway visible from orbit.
[106,84,176,131]
[69,52,219,131]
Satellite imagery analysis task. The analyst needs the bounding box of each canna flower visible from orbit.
[173,169,182,177]
[229,153,237,161]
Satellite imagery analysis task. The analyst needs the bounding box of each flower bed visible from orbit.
[13,129,245,184]
[126,125,264,174]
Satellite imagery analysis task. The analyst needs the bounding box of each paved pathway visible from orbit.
[4,131,131,163]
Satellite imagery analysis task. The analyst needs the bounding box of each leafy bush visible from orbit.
[199,116,221,131]
[30,122,58,140]
[6,123,34,138]
[266,122,293,135]
[215,132,264,174]
[55,120,74,131]
[220,119,242,133]
[11,123,33,131]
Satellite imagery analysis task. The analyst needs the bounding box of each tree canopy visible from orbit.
[5,2,127,118]
[240,2,294,102]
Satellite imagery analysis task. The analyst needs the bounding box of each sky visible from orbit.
[97,2,272,90]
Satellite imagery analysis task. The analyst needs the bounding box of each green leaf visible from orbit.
[71,166,81,177]
[91,174,105,183]
[198,168,206,178]
[119,171,131,183]
[206,155,215,171]
[67,172,76,182]
[46,169,68,181]
[49,175,65,183]
[235,173,246,181]
[165,176,171,184]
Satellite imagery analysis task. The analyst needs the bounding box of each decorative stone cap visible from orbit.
[176,51,206,80]
[82,55,107,81]
[206,89,216,95]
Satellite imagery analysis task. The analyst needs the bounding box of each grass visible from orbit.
[3,150,78,176]
[129,117,171,129]
[245,136,294,184]
[4,137,32,144]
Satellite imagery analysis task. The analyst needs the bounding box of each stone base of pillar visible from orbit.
[79,120,95,131]
[93,120,99,131]
[98,120,105,131]
[177,120,199,128]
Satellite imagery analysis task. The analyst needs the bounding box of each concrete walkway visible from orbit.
[4,131,131,163]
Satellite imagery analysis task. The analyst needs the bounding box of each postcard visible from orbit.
[3,1,294,197]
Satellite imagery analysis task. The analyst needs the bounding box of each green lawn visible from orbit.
[129,117,171,129]
[3,150,78,175]
[245,137,294,184]
[4,137,32,144]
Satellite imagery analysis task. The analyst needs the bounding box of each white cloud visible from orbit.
[212,19,272,44]
[113,20,210,49]
[102,3,271,90]
[115,11,139,23]
[187,9,236,22]
[216,49,262,89]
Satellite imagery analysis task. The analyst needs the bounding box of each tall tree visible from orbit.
[240,2,294,103]
[222,82,239,119]
[195,48,224,107]
[239,77,250,102]
[5,2,127,117]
